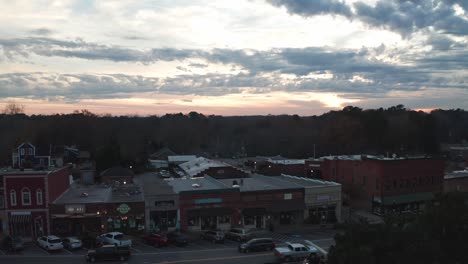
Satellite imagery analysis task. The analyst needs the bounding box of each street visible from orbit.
[0,230,335,264]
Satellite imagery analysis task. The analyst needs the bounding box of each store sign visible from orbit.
[117,203,131,214]
[65,204,85,214]
[195,198,222,204]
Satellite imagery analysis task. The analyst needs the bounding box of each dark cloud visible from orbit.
[266,0,468,36]
[0,36,466,101]
[29,28,54,36]
[268,0,352,17]
[188,63,208,68]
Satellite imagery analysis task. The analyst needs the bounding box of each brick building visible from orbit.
[162,173,340,232]
[2,167,70,240]
[444,170,468,193]
[50,183,144,237]
[320,155,444,215]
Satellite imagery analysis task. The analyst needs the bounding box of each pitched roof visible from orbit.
[179,157,229,177]
[149,147,177,160]
[100,166,134,177]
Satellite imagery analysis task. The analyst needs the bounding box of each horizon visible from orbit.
[0,0,467,115]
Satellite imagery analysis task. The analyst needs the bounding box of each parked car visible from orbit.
[238,238,275,253]
[200,230,225,243]
[166,231,188,246]
[142,233,168,247]
[98,232,132,247]
[225,228,251,242]
[86,245,131,262]
[1,235,25,252]
[274,241,318,262]
[62,237,83,250]
[37,235,64,251]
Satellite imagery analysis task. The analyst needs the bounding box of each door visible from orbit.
[255,216,262,228]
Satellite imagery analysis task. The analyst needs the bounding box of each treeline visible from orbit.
[0,105,467,170]
[327,193,468,264]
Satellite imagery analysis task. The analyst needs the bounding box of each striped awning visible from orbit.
[9,214,32,223]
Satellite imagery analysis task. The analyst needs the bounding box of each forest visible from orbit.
[1,105,467,172]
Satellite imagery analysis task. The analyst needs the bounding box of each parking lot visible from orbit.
[0,230,334,257]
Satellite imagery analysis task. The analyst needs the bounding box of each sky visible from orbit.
[0,0,467,116]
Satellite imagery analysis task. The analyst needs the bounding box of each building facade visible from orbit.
[2,167,70,240]
[11,142,51,169]
[50,183,144,236]
[321,156,444,215]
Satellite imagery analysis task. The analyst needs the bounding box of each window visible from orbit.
[188,216,199,227]
[28,148,33,155]
[20,148,25,155]
[22,188,31,205]
[10,190,17,206]
[243,215,255,225]
[218,215,230,224]
[36,189,43,205]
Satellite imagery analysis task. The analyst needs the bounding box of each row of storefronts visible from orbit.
[2,172,342,238]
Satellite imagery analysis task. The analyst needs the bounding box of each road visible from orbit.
[0,230,335,264]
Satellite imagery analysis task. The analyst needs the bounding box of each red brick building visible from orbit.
[169,175,306,232]
[2,167,70,240]
[50,184,145,237]
[444,170,468,193]
[320,156,444,215]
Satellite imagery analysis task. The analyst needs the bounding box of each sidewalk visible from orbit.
[272,224,336,235]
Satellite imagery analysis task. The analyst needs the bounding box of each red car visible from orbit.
[142,233,168,247]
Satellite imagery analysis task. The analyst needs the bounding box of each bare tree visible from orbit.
[2,102,25,115]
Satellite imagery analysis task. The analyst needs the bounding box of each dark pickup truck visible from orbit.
[86,245,131,262]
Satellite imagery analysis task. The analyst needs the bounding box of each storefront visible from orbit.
[242,208,267,229]
[187,207,233,231]
[149,210,177,232]
[268,200,305,226]
[106,203,145,233]
[8,211,47,241]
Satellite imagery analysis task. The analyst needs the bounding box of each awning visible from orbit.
[377,192,435,205]
[9,214,32,223]
[188,207,232,217]
[268,201,306,213]
[242,208,267,216]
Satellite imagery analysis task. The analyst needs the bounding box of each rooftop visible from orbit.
[218,174,303,192]
[168,155,197,163]
[53,183,143,204]
[100,166,134,177]
[278,174,340,187]
[53,184,111,204]
[445,169,468,180]
[321,154,435,161]
[267,159,305,165]
[140,172,176,196]
[167,176,229,193]
[1,166,66,176]
[179,157,230,178]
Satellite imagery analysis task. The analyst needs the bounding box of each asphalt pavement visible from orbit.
[0,229,336,264]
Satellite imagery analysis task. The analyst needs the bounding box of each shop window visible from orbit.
[218,215,230,224]
[243,216,255,225]
[129,217,136,229]
[188,216,199,227]
[36,189,43,205]
[114,218,121,229]
[10,190,17,206]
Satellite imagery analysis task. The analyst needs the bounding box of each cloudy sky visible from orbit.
[0,0,467,116]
